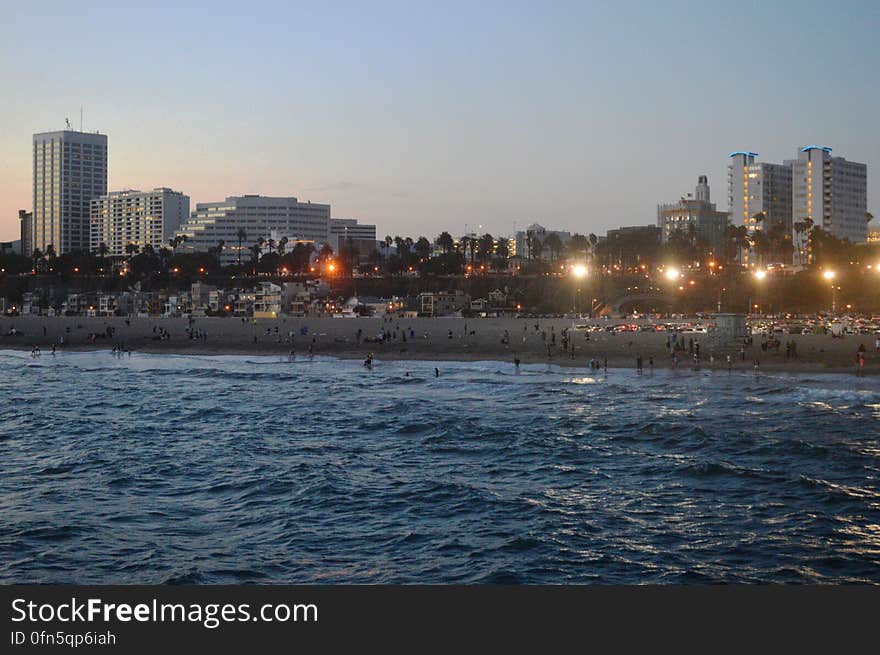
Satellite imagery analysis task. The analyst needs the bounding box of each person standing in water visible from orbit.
[434,368,439,378]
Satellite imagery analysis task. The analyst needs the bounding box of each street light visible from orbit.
[665,267,680,281]
[823,270,837,313]
[570,265,587,314]
[753,270,767,280]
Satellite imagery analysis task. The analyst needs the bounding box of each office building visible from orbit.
[657,175,729,250]
[791,146,867,244]
[90,188,190,257]
[329,218,377,251]
[32,129,108,254]
[175,195,330,265]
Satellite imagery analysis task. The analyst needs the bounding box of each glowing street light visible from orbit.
[571,264,587,279]
[753,270,767,280]
[664,267,681,281]
[822,270,836,280]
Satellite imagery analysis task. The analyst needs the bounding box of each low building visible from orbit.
[329,218,377,251]
[419,290,470,316]
[868,217,879,243]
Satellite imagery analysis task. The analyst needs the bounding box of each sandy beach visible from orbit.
[1,314,878,375]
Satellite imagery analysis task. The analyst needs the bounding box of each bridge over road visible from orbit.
[596,292,676,316]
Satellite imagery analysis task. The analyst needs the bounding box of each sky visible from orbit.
[1,0,879,242]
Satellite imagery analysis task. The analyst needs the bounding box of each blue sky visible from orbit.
[1,0,878,241]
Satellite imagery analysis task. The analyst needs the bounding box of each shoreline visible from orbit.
[2,315,878,376]
[3,343,877,376]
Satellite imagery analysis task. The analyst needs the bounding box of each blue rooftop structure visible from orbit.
[800,145,832,153]
[727,151,759,158]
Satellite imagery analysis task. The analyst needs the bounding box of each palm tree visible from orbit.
[277,236,288,257]
[494,237,510,271]
[543,233,563,262]
[31,248,43,272]
[437,231,454,254]
[236,227,247,268]
[414,236,432,261]
[96,241,109,272]
[124,243,139,261]
[478,233,495,263]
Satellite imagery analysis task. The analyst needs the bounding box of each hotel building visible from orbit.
[727,152,793,235]
[657,175,729,250]
[90,188,190,257]
[790,146,867,244]
[32,129,108,254]
[175,195,331,265]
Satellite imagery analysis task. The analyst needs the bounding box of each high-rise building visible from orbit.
[175,195,331,266]
[32,129,108,255]
[657,175,730,251]
[18,210,33,258]
[90,188,190,257]
[726,152,793,234]
[790,146,867,244]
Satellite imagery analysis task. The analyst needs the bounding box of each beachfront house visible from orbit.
[254,282,282,318]
[419,290,470,317]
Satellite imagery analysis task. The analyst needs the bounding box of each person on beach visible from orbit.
[648,356,654,372]
[636,355,643,372]
[435,368,439,378]
[603,357,607,373]
[726,354,732,371]
[753,358,760,374]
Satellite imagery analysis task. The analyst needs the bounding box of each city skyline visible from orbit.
[2,1,879,242]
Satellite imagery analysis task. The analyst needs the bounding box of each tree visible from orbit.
[543,233,563,262]
[236,227,247,267]
[477,233,495,263]
[531,237,544,262]
[493,237,510,271]
[567,233,589,262]
[414,236,432,261]
[96,242,109,272]
[437,231,454,254]
[124,243,140,261]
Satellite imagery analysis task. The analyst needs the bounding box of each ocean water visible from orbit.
[1,349,879,584]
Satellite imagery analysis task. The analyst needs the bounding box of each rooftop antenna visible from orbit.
[80,106,83,132]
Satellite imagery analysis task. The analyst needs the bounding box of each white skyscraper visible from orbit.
[791,146,867,245]
[727,151,793,234]
[32,129,108,255]
[90,188,190,257]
